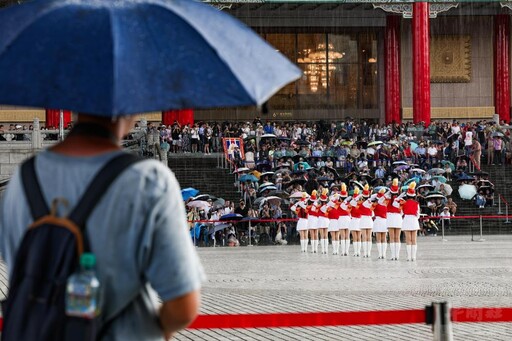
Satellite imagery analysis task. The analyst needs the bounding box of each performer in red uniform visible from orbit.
[306,190,319,253]
[349,187,362,257]
[337,183,351,256]
[373,187,388,259]
[290,192,309,253]
[359,184,375,258]
[387,179,405,260]
[402,182,420,261]
[318,188,330,254]
[324,192,341,255]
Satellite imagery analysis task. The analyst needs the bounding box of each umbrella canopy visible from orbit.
[456,174,475,182]
[417,184,435,191]
[350,180,364,189]
[191,194,217,202]
[341,140,353,146]
[268,190,289,198]
[284,178,307,188]
[492,131,505,137]
[367,141,383,147]
[239,174,259,183]
[293,161,312,171]
[441,184,453,196]
[181,187,199,201]
[427,168,445,174]
[261,134,277,139]
[441,160,455,171]
[410,168,426,174]
[392,160,408,166]
[233,167,250,174]
[425,192,446,200]
[0,0,301,116]
[220,213,244,221]
[431,175,447,183]
[459,184,477,200]
[469,171,489,177]
[289,191,309,199]
[259,185,277,193]
[260,196,282,207]
[317,176,334,182]
[295,140,311,146]
[394,165,410,172]
[208,223,231,235]
[187,200,211,210]
[260,172,275,179]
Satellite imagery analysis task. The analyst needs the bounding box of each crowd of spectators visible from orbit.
[179,118,511,245]
[0,123,72,141]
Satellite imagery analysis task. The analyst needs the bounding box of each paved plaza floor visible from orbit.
[1,235,512,340]
[177,235,512,340]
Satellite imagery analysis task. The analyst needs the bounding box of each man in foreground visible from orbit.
[0,113,204,340]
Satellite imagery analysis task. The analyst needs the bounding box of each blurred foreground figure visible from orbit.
[1,114,205,340]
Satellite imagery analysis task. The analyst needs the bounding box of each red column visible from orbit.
[162,109,194,127]
[494,15,511,123]
[45,109,71,128]
[412,2,431,126]
[385,16,401,124]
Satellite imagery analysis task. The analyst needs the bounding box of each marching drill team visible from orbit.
[290,179,421,261]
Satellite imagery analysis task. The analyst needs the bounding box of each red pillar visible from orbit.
[162,109,194,127]
[494,15,511,123]
[385,16,401,124]
[45,109,72,128]
[412,2,431,126]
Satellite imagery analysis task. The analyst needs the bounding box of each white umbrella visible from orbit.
[233,167,250,174]
[290,191,309,198]
[442,183,453,196]
[368,141,383,147]
[187,200,211,210]
[458,184,477,200]
[410,168,426,173]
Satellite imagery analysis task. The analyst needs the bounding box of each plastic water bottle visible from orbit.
[65,253,101,318]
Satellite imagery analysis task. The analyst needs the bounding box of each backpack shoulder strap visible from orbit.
[68,153,143,228]
[21,157,50,220]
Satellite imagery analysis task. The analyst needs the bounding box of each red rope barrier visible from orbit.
[188,309,426,329]
[1,307,512,331]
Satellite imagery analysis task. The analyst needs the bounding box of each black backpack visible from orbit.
[2,153,142,341]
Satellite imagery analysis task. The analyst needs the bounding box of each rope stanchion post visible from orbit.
[441,219,448,242]
[505,203,511,224]
[477,215,485,242]
[431,302,453,341]
[497,195,503,215]
[248,220,252,247]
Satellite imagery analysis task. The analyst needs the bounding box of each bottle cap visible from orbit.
[80,253,96,269]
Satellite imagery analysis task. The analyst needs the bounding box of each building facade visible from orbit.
[1,1,512,125]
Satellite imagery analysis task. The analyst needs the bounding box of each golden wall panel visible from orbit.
[430,35,471,83]
[402,107,494,120]
[0,110,46,122]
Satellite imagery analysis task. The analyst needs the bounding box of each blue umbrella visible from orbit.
[0,0,301,116]
[239,174,259,183]
[181,187,199,201]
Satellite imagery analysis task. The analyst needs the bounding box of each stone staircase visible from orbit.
[446,164,512,236]
[167,153,240,203]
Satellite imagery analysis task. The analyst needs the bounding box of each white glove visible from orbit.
[385,191,392,199]
[350,199,358,207]
[344,196,352,203]
[290,204,298,211]
[370,193,378,201]
[320,205,328,213]
[298,201,307,209]
[327,200,336,208]
[397,192,407,200]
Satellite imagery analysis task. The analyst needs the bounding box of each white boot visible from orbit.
[367,241,372,258]
[356,241,362,256]
[320,239,325,254]
[315,239,319,253]
[324,239,329,254]
[406,245,412,261]
[412,244,417,261]
[376,243,382,259]
[362,241,368,257]
[340,240,345,255]
[345,239,351,256]
[300,239,304,252]
[333,241,339,255]
[396,242,401,260]
[390,242,396,260]
[383,242,387,259]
